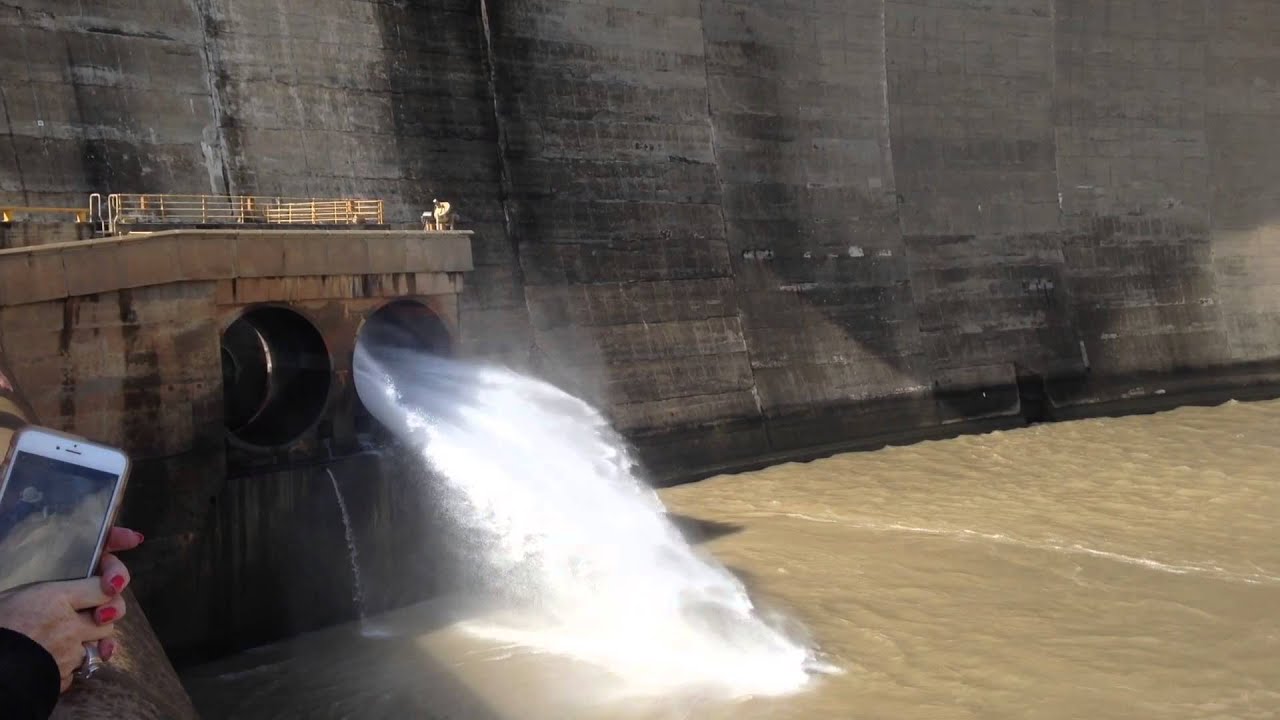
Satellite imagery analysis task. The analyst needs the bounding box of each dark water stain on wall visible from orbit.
[57,297,79,422]
[117,289,165,452]
[373,1,491,200]
[64,37,148,193]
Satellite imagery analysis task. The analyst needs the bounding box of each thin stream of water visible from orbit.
[327,468,367,622]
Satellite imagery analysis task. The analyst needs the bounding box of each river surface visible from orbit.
[183,400,1280,719]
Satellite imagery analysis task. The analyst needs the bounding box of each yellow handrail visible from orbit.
[104,194,384,234]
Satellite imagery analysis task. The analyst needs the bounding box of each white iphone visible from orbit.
[0,427,131,594]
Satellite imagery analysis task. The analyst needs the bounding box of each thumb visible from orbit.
[52,577,112,611]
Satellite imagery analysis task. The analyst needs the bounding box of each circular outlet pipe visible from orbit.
[221,306,332,447]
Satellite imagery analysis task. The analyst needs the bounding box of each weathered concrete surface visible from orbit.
[0,221,92,249]
[486,0,1280,475]
[3,1,1280,473]
[197,451,446,662]
[887,0,1075,394]
[0,229,471,661]
[0,0,216,207]
[704,0,927,460]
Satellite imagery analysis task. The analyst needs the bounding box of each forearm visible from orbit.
[0,627,60,719]
[0,342,58,720]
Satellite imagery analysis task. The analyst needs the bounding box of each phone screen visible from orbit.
[0,450,119,592]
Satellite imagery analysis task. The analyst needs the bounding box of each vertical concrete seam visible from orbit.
[881,0,903,240]
[697,0,772,450]
[0,85,28,205]
[278,7,313,195]
[189,0,233,196]
[880,0,932,388]
[1049,0,1064,227]
[477,0,520,274]
[3,6,40,205]
[1197,0,1213,237]
[477,0,534,362]
[1197,0,1225,358]
[1047,0,1086,370]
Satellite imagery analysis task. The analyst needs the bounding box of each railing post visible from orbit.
[88,193,102,235]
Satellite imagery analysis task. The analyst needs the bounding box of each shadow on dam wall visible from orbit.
[373,0,487,190]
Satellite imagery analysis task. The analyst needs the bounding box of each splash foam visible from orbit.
[355,344,826,700]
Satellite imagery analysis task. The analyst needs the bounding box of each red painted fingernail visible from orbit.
[100,639,116,661]
[98,607,118,623]
[109,575,126,592]
[133,531,145,543]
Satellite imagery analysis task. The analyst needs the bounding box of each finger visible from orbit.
[55,577,112,611]
[98,552,130,595]
[104,526,143,553]
[75,611,116,643]
[98,637,117,663]
[93,594,126,625]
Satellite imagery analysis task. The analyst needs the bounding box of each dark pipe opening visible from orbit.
[221,306,332,447]
[353,301,452,439]
[358,300,453,358]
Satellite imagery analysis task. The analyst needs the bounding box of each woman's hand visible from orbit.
[98,527,143,594]
[92,526,144,663]
[0,578,116,691]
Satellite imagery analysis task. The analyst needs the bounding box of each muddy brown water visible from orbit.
[183,399,1280,719]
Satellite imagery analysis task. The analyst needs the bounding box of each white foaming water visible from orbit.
[354,343,827,700]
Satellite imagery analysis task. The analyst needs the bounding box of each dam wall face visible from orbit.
[4,1,1280,476]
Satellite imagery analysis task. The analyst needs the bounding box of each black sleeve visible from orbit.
[0,627,60,720]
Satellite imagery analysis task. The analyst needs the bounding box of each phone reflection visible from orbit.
[0,452,117,592]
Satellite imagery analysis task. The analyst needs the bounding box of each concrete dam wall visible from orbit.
[4,0,1280,480]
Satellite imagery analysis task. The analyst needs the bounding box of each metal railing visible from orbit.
[105,194,384,234]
